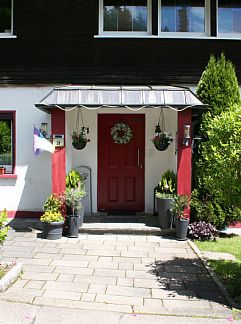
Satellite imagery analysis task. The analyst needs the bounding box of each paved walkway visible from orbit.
[0,227,234,322]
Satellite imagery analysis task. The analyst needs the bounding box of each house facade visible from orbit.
[0,0,241,217]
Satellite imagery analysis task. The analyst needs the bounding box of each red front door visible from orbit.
[98,114,145,211]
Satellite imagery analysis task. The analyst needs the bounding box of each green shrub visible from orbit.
[191,190,226,228]
[171,194,190,220]
[66,170,84,189]
[0,209,9,245]
[193,53,241,227]
[155,170,176,198]
[196,53,240,116]
[43,193,65,214]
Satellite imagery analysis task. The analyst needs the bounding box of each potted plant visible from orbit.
[0,166,5,175]
[65,188,84,237]
[151,123,173,151]
[155,170,176,229]
[72,127,90,150]
[171,194,190,241]
[65,170,86,237]
[40,193,65,240]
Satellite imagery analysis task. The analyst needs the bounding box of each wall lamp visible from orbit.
[41,122,48,138]
[183,124,190,147]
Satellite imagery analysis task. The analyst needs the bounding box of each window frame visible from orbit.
[0,0,13,37]
[217,0,241,39]
[158,0,210,38]
[0,111,16,175]
[98,0,152,36]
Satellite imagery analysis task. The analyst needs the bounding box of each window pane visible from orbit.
[118,6,132,31]
[133,6,147,31]
[161,0,205,33]
[104,6,118,31]
[103,0,147,32]
[218,1,241,34]
[0,120,12,173]
[0,0,11,33]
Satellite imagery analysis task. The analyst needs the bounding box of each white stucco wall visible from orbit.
[0,86,177,214]
[0,86,54,212]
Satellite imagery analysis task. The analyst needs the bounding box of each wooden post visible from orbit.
[177,108,192,217]
[51,108,66,194]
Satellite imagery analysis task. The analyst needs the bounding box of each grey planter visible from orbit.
[175,218,189,241]
[66,207,84,238]
[42,221,64,240]
[156,197,174,229]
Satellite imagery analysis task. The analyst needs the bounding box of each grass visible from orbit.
[0,263,14,280]
[195,235,241,308]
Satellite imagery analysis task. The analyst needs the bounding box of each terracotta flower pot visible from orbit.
[0,167,5,175]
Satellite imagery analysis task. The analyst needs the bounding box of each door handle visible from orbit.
[137,149,143,168]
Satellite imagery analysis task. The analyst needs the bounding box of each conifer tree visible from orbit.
[196,53,240,116]
[192,53,241,228]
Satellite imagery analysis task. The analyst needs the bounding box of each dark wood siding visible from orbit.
[1,0,241,85]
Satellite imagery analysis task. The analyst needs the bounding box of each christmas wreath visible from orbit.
[111,122,132,144]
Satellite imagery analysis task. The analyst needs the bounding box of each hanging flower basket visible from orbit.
[72,109,90,150]
[151,109,173,152]
[72,130,89,150]
[72,138,87,150]
[152,132,173,151]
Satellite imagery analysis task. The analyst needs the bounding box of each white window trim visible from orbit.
[98,0,152,36]
[217,0,241,39]
[158,0,210,38]
[0,0,14,37]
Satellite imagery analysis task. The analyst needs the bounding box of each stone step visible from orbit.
[79,223,174,236]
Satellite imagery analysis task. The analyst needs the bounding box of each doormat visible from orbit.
[107,211,136,216]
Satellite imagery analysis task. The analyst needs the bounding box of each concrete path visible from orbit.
[0,228,234,322]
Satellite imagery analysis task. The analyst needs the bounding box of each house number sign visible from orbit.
[111,122,132,144]
[53,134,65,147]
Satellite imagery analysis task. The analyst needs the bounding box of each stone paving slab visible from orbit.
[0,229,234,320]
[0,299,233,324]
[202,251,236,261]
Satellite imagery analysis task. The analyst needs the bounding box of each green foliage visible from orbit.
[155,170,176,198]
[66,170,85,193]
[193,54,241,227]
[43,193,65,214]
[191,189,226,228]
[40,211,64,223]
[0,121,11,154]
[196,53,241,116]
[196,105,241,224]
[171,194,190,220]
[0,208,9,245]
[65,188,83,215]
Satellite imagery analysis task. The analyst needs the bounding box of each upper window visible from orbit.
[99,0,151,35]
[0,112,15,174]
[218,0,241,37]
[160,0,209,37]
[0,0,12,35]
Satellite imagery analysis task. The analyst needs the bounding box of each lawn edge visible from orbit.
[187,239,236,309]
